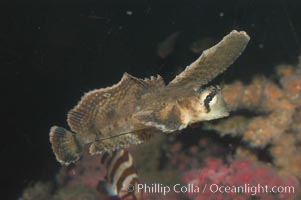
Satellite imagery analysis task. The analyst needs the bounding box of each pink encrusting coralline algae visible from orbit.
[57,148,106,188]
[182,158,299,200]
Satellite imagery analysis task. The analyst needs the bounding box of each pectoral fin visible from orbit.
[134,105,184,133]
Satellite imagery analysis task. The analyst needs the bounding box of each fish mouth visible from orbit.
[222,106,230,117]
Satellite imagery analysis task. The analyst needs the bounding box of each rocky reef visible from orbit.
[206,62,301,181]
[182,158,299,200]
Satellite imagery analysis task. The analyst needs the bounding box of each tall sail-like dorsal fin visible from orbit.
[167,30,250,94]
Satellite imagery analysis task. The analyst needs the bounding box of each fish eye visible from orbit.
[200,91,208,102]
[200,89,218,112]
[200,90,216,104]
[205,93,217,106]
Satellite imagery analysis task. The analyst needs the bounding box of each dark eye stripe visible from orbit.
[205,94,214,103]
[204,91,217,113]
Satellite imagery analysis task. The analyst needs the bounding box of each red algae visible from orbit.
[57,148,106,189]
[182,158,299,200]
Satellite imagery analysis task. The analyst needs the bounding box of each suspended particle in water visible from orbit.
[126,10,133,16]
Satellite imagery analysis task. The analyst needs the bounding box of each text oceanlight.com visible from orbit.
[131,183,295,196]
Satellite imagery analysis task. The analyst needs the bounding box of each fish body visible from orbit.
[49,30,250,165]
[99,149,142,200]
[157,31,181,58]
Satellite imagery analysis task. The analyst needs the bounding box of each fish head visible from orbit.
[180,86,229,124]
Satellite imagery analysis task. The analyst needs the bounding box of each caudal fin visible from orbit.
[49,126,82,165]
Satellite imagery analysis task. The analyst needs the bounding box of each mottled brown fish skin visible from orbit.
[49,30,250,165]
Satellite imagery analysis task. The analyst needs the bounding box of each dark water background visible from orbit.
[1,0,301,199]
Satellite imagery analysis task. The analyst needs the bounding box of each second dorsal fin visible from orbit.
[67,73,165,134]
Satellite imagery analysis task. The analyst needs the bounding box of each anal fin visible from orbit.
[89,131,152,155]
